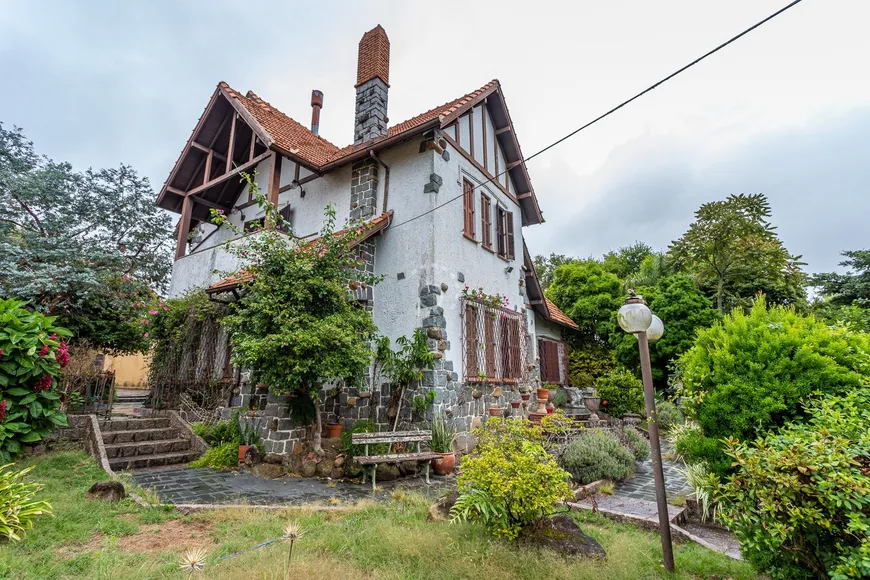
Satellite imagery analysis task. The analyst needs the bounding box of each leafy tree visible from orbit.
[546,261,623,348]
[668,193,805,313]
[0,123,173,352]
[810,249,870,306]
[602,241,654,280]
[214,175,377,456]
[713,388,870,579]
[678,297,870,475]
[532,253,577,291]
[615,275,719,388]
[594,367,644,417]
[625,252,673,290]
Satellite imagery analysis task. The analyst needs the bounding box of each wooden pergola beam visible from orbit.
[189,195,230,210]
[175,196,193,260]
[226,113,238,173]
[186,151,270,198]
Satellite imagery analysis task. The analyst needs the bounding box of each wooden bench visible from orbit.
[351,430,441,490]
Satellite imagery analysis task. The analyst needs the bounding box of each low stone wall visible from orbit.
[58,414,116,476]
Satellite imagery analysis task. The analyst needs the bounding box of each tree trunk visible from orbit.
[311,395,324,457]
[716,278,724,313]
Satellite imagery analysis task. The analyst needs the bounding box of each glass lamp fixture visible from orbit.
[647,314,664,342]
[617,293,652,334]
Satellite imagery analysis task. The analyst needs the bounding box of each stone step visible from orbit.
[100,427,179,444]
[108,450,201,471]
[99,417,171,431]
[103,438,192,459]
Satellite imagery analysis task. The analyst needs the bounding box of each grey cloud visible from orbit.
[525,107,870,275]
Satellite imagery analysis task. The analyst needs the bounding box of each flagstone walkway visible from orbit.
[132,467,452,506]
[612,441,692,502]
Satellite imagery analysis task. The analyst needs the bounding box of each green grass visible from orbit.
[0,450,755,579]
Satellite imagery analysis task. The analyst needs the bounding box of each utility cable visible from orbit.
[388,0,805,230]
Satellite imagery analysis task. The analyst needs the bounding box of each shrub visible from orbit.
[713,389,870,579]
[0,299,72,461]
[189,442,238,469]
[454,418,572,539]
[429,413,455,453]
[678,297,870,475]
[621,427,650,462]
[558,430,636,485]
[551,388,568,408]
[672,424,733,475]
[654,400,684,431]
[595,367,644,417]
[0,463,52,541]
[191,418,239,446]
[341,419,387,459]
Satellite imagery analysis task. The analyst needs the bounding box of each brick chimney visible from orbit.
[353,25,390,145]
[310,90,323,136]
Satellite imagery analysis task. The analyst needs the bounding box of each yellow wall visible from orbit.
[104,353,150,389]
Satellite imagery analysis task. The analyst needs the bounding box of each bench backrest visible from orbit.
[351,430,432,445]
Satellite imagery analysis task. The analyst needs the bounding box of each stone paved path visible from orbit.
[613,440,692,503]
[132,467,452,506]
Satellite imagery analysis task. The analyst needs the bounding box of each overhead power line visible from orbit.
[389,0,805,231]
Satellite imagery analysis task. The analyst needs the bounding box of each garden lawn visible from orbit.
[0,450,754,579]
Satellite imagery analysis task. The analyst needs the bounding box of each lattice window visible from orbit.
[462,299,526,383]
[538,338,569,385]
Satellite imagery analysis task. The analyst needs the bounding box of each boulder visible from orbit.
[344,457,364,478]
[314,458,335,478]
[263,453,284,465]
[375,463,400,482]
[333,454,346,468]
[329,468,344,480]
[252,463,285,480]
[301,459,317,478]
[86,481,126,502]
[522,515,606,559]
[427,491,459,522]
[398,460,419,476]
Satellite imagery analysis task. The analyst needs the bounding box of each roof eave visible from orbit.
[318,119,442,172]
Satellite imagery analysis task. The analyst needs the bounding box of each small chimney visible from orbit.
[353,25,390,145]
[310,90,323,136]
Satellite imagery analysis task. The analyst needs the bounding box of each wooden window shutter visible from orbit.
[484,313,496,377]
[463,179,475,238]
[464,304,478,379]
[481,194,492,249]
[496,207,505,256]
[506,211,515,260]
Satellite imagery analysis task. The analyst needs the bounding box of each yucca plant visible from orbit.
[0,463,52,542]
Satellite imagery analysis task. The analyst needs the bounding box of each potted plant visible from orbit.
[430,414,457,476]
[236,415,261,462]
[326,421,343,439]
[488,405,503,417]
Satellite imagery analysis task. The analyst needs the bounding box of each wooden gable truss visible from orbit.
[439,84,544,226]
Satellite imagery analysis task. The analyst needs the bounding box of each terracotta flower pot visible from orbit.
[238,445,250,462]
[520,393,531,401]
[488,407,503,417]
[431,453,456,476]
[510,400,521,409]
[326,422,343,439]
[536,388,550,401]
[546,407,554,414]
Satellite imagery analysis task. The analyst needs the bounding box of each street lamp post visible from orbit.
[617,291,674,573]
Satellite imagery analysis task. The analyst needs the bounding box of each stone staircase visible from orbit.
[98,416,203,471]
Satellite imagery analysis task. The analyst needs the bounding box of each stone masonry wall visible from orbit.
[354,78,389,145]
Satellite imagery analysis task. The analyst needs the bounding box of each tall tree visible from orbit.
[546,260,623,348]
[810,249,870,306]
[668,193,805,312]
[215,177,377,456]
[602,241,654,280]
[532,253,577,291]
[0,123,171,351]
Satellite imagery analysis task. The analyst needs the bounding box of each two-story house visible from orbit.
[156,25,577,455]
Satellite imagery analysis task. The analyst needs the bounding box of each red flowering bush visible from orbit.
[0,298,72,462]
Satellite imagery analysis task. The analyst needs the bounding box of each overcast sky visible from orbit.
[2,0,868,275]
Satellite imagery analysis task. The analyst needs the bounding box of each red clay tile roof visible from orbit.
[220,80,499,169]
[544,298,579,330]
[356,25,390,87]
[207,211,393,294]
